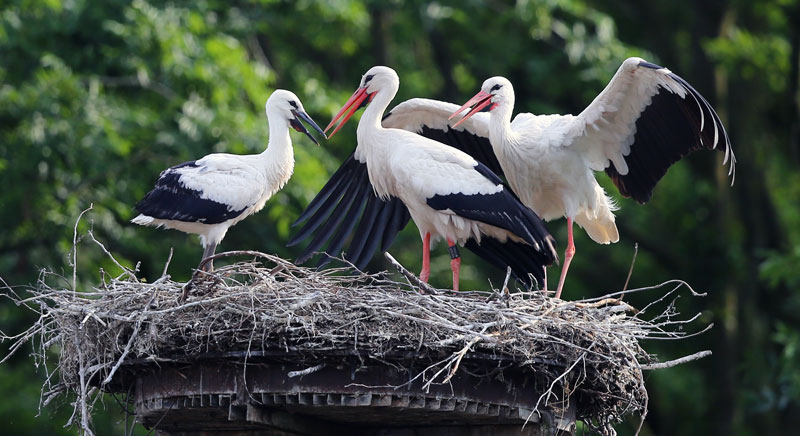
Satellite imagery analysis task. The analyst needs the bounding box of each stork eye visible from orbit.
[289,101,299,109]
[364,74,375,84]
[490,84,503,92]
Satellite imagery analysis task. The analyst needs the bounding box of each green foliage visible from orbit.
[1,0,798,434]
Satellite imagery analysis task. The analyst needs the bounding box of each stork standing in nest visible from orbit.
[132,90,325,271]
[292,66,557,291]
[420,57,734,298]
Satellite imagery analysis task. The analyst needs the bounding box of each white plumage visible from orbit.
[132,89,324,270]
[381,57,734,298]
[384,98,621,245]
[315,66,557,291]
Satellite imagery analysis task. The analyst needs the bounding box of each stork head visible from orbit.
[325,66,399,138]
[266,90,326,145]
[449,77,514,127]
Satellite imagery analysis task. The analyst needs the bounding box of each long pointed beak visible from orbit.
[325,86,370,138]
[290,110,326,145]
[450,90,493,128]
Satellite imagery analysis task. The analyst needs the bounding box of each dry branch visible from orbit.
[640,350,712,370]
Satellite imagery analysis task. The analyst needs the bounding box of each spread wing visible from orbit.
[566,57,735,203]
[287,154,411,269]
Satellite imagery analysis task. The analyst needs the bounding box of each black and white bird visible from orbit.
[132,90,325,271]
[379,57,734,298]
[289,66,557,290]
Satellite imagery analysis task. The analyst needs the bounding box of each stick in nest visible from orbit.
[384,252,436,294]
[620,243,638,301]
[182,250,289,301]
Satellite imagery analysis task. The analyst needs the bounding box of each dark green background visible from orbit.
[1,0,798,434]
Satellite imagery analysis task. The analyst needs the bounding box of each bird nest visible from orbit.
[1,237,711,436]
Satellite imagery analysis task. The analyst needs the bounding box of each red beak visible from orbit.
[325,86,371,138]
[449,90,494,128]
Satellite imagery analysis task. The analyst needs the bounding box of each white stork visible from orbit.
[132,90,325,271]
[380,57,734,298]
[289,66,557,290]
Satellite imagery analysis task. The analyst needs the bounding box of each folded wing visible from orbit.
[135,159,261,224]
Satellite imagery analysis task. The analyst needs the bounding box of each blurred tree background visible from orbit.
[1,0,798,434]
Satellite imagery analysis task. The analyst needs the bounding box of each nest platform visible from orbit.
[128,353,574,435]
[2,250,711,435]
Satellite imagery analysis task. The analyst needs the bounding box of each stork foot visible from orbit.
[419,267,430,283]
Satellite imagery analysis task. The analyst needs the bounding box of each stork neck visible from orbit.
[357,86,396,136]
[488,101,518,146]
[262,110,293,159]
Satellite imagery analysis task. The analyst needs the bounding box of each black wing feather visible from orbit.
[292,155,357,226]
[426,162,557,265]
[300,169,370,265]
[345,194,384,268]
[287,157,361,246]
[352,196,396,269]
[135,161,246,224]
[290,154,412,269]
[382,197,411,252]
[605,61,733,204]
[313,181,375,268]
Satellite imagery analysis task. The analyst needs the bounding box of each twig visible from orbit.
[572,298,636,312]
[384,252,435,294]
[442,335,483,384]
[527,353,586,425]
[161,248,174,279]
[100,301,153,386]
[620,243,638,301]
[246,34,274,71]
[643,323,714,340]
[86,230,136,280]
[196,250,286,272]
[501,267,512,306]
[640,350,712,370]
[576,279,705,304]
[634,364,649,436]
[74,335,95,436]
[72,204,93,290]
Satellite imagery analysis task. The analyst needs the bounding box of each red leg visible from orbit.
[554,218,575,299]
[419,233,431,283]
[447,238,461,291]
